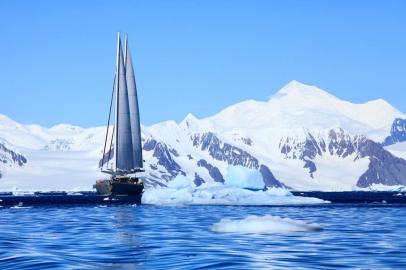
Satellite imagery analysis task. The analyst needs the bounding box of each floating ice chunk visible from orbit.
[211,214,322,234]
[142,175,327,205]
[12,190,34,196]
[225,166,264,189]
[359,184,406,192]
[10,205,33,209]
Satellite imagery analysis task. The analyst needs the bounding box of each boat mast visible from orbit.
[114,32,121,174]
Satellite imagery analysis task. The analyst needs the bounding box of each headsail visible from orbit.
[114,33,134,172]
[125,35,144,170]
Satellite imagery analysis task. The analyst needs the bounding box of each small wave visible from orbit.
[10,206,33,209]
[94,205,107,208]
[211,215,322,234]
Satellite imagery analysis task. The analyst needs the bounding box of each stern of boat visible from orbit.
[94,179,112,195]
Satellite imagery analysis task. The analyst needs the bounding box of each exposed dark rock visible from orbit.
[197,159,225,183]
[187,154,193,160]
[280,140,293,158]
[0,143,27,178]
[357,139,406,187]
[241,137,253,146]
[142,138,185,180]
[303,160,316,178]
[192,132,259,169]
[169,148,179,157]
[383,118,406,146]
[259,165,287,188]
[141,177,167,188]
[143,138,157,151]
[152,142,183,178]
[0,143,27,166]
[280,128,406,187]
[302,133,322,159]
[328,129,356,158]
[150,164,157,170]
[160,174,174,181]
[43,139,72,151]
[280,129,363,177]
[194,173,205,186]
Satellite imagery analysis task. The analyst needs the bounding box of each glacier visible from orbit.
[1,80,406,194]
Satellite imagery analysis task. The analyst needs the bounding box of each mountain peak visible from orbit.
[180,113,204,133]
[182,113,199,123]
[278,80,310,93]
[275,80,333,98]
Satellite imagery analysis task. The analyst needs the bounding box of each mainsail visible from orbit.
[101,33,143,174]
[125,35,143,170]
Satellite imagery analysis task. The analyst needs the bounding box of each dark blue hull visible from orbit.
[2,191,406,207]
[0,192,141,207]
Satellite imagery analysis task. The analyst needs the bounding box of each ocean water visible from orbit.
[1,204,405,269]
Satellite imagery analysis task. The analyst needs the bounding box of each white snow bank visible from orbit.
[357,184,406,192]
[225,166,264,189]
[211,214,322,234]
[142,175,327,205]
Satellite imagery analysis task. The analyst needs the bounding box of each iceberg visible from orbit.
[225,165,264,189]
[142,175,327,205]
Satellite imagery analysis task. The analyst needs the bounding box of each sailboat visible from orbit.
[94,33,144,196]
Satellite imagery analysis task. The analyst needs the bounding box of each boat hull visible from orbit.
[0,192,141,206]
[94,179,144,196]
[111,182,144,196]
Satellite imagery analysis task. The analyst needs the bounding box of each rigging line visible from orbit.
[107,126,115,169]
[114,36,121,172]
[101,74,116,169]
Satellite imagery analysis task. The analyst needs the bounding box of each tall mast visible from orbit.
[114,32,120,173]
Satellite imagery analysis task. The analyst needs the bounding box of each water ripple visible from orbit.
[0,205,406,269]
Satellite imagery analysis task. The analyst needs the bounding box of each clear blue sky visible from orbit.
[0,0,405,127]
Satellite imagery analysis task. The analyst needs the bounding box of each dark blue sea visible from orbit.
[1,204,405,269]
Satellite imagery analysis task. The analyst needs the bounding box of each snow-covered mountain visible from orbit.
[1,80,406,191]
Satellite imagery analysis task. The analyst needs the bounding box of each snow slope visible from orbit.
[0,80,405,192]
[205,80,402,140]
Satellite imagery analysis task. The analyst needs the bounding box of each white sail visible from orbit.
[125,35,143,170]
[115,33,134,172]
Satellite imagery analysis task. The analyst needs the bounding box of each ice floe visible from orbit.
[211,214,322,234]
